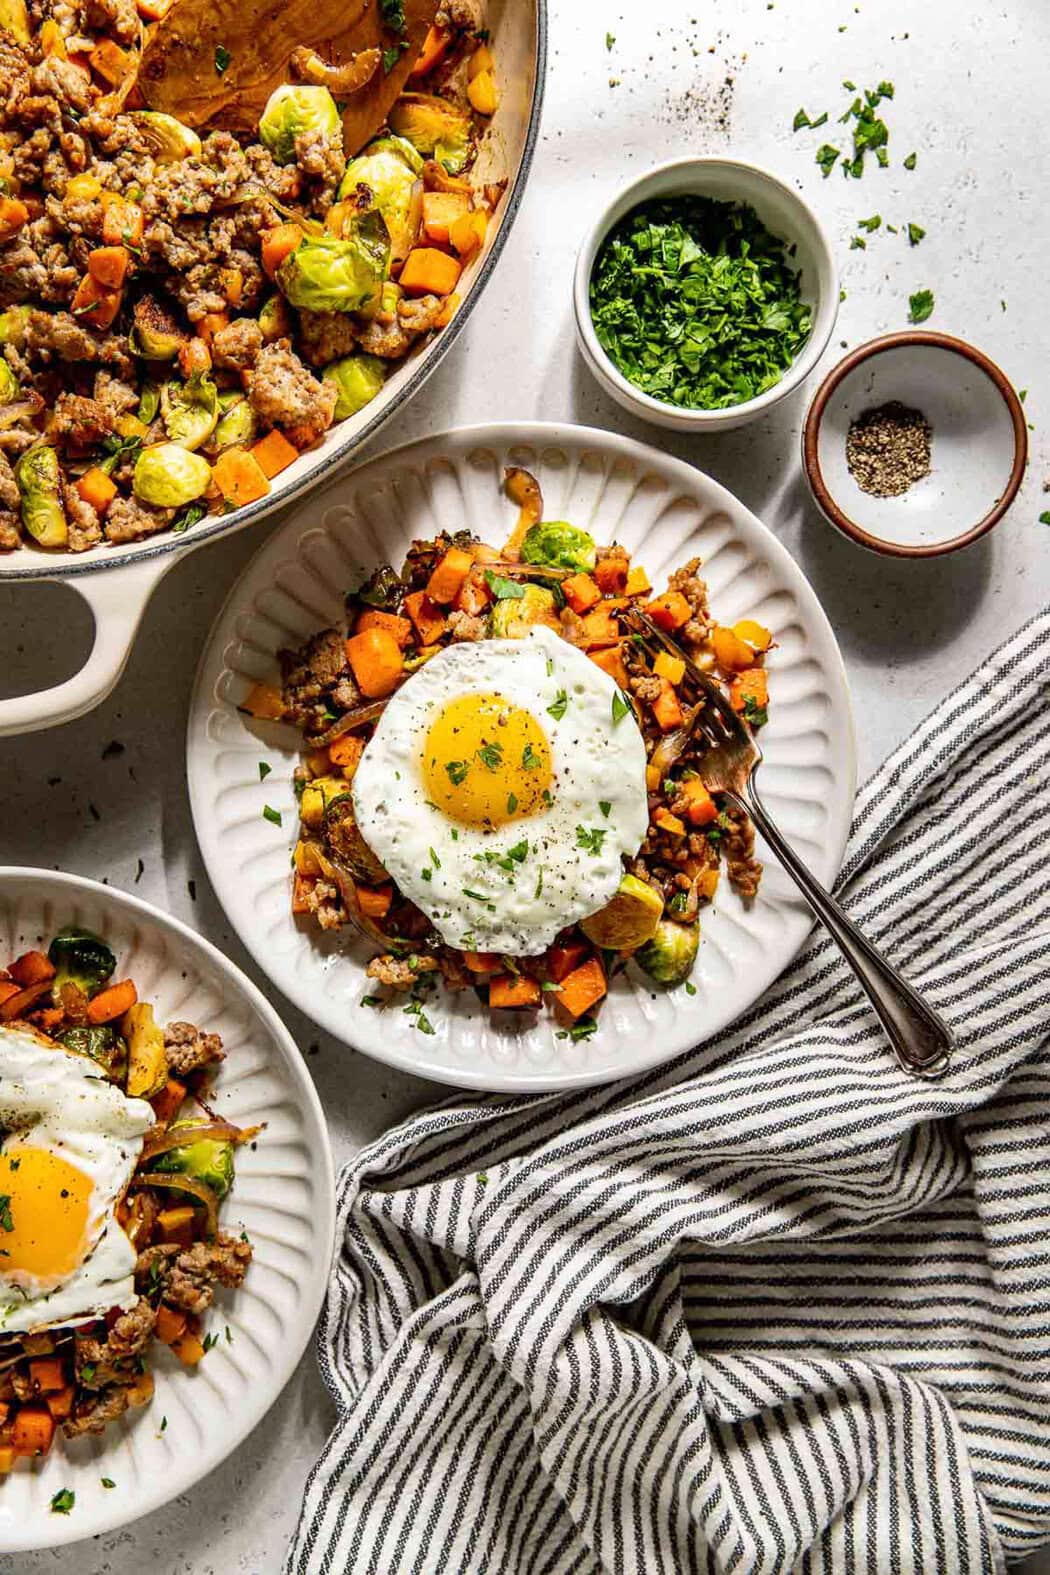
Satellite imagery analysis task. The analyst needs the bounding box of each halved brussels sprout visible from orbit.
[520,521,597,574]
[133,443,211,507]
[581,873,664,952]
[338,135,423,265]
[258,83,341,166]
[56,1024,127,1084]
[355,562,403,609]
[0,305,29,349]
[0,359,18,403]
[127,111,201,163]
[123,1001,168,1098]
[258,294,293,343]
[635,919,699,987]
[14,446,67,548]
[212,395,257,452]
[323,353,385,420]
[48,926,117,999]
[276,216,390,314]
[150,1120,236,1199]
[489,583,559,639]
[388,94,474,175]
[131,294,187,360]
[161,374,219,451]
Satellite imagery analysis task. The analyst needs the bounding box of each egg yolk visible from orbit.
[422,692,553,827]
[0,1147,93,1283]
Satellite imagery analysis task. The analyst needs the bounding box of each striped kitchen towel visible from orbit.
[288,612,1050,1575]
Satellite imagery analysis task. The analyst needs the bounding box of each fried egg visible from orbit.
[0,1024,153,1333]
[352,625,650,954]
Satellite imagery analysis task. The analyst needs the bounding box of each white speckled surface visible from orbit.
[1,0,1048,1568]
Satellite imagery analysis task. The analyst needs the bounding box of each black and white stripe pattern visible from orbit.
[288,612,1050,1575]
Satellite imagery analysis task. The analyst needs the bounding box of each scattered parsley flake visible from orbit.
[0,1196,12,1232]
[685,981,698,996]
[214,44,231,74]
[599,800,611,818]
[507,793,518,814]
[547,690,568,721]
[611,690,632,724]
[816,144,840,177]
[484,570,525,601]
[50,1489,75,1515]
[258,761,271,780]
[858,214,882,232]
[262,804,282,826]
[908,288,934,324]
[605,31,615,48]
[429,847,441,869]
[793,107,828,131]
[477,740,503,770]
[907,222,925,246]
[576,826,607,856]
[362,994,384,1008]
[850,236,866,250]
[202,1332,219,1353]
[522,742,542,770]
[535,867,544,898]
[379,0,406,30]
[903,151,917,170]
[101,1477,116,1489]
[1039,511,1050,526]
[446,760,470,786]
[382,41,408,72]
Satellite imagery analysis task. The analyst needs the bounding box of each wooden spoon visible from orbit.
[137,0,438,157]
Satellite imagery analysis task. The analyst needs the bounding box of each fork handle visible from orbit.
[729,783,953,1080]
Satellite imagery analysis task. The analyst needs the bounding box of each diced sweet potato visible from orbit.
[489,974,541,1009]
[426,546,474,605]
[555,957,606,1020]
[589,644,629,689]
[345,627,404,698]
[355,608,412,648]
[562,573,601,614]
[645,592,691,631]
[404,590,447,645]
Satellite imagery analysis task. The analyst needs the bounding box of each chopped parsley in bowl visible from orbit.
[573,157,839,432]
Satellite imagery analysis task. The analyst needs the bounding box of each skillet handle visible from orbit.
[0,556,171,737]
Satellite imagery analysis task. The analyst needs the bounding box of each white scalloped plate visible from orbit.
[0,869,334,1553]
[187,423,856,1092]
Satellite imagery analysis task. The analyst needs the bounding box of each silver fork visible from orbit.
[626,608,953,1080]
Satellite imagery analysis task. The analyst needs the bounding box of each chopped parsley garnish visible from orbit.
[476,740,503,770]
[429,847,441,869]
[262,804,282,826]
[171,501,206,535]
[907,222,925,246]
[50,1489,75,1515]
[258,761,271,780]
[202,1332,219,1352]
[421,867,432,881]
[589,196,812,411]
[379,0,406,31]
[446,760,470,785]
[858,214,881,232]
[522,742,542,770]
[546,690,568,721]
[545,655,554,677]
[557,1017,598,1042]
[815,143,840,177]
[599,800,611,818]
[576,826,607,856]
[903,151,917,170]
[908,289,935,324]
[462,888,494,905]
[743,697,768,727]
[80,1363,97,1383]
[535,867,544,897]
[403,999,435,1035]
[507,793,518,814]
[793,107,828,131]
[101,1477,116,1489]
[485,571,525,601]
[382,41,408,72]
[685,981,697,996]
[159,1416,168,1433]
[0,1196,12,1232]
[611,690,632,724]
[214,44,231,73]
[850,237,867,251]
[362,994,384,1008]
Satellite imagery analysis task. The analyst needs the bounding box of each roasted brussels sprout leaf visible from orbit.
[131,294,187,361]
[489,583,560,639]
[388,93,473,175]
[161,375,220,452]
[0,360,19,403]
[323,353,386,419]
[15,446,67,548]
[259,84,341,166]
[48,928,117,1000]
[127,111,202,163]
[276,217,390,314]
[520,521,597,574]
[355,562,403,609]
[56,1024,127,1084]
[123,1002,169,1098]
[212,396,257,453]
[635,919,699,987]
[133,444,212,508]
[150,1121,236,1199]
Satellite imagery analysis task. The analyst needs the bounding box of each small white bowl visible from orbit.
[802,332,1028,557]
[573,156,839,433]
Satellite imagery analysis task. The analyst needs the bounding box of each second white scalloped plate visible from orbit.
[187,423,856,1092]
[0,869,334,1553]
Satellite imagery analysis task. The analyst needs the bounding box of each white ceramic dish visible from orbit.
[187,423,856,1092]
[0,868,335,1553]
[0,0,546,738]
[573,157,839,434]
[802,331,1028,557]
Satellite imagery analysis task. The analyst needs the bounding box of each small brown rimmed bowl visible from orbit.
[802,331,1028,557]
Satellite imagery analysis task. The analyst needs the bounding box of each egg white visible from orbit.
[0,1024,154,1333]
[352,626,650,954]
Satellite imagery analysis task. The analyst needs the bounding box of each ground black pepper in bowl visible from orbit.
[846,401,932,497]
